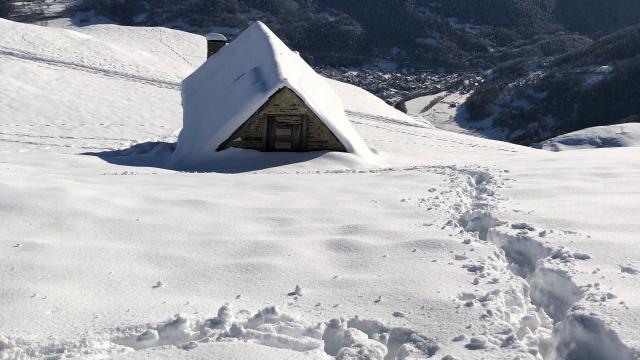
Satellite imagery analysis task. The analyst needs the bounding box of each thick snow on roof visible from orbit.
[171,22,371,167]
[327,78,431,128]
[534,123,640,151]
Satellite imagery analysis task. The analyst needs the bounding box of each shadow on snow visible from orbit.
[82,141,329,174]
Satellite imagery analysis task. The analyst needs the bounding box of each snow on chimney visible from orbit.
[206,33,228,58]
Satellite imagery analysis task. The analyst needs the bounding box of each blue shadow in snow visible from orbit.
[83,141,329,174]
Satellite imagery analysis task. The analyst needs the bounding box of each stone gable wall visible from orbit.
[218,87,346,152]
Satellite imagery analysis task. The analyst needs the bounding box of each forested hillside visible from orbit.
[556,0,640,34]
[465,24,640,144]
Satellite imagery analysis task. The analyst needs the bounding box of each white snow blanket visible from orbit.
[1,18,640,360]
[534,123,640,151]
[171,21,371,168]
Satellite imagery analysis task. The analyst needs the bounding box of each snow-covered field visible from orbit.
[405,92,506,141]
[1,19,640,360]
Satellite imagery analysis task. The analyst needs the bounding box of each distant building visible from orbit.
[172,21,369,165]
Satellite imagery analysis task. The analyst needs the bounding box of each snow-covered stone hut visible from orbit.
[171,21,370,165]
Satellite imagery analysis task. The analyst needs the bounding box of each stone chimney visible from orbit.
[206,33,228,58]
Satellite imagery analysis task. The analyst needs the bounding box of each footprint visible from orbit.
[620,265,639,275]
[287,284,303,297]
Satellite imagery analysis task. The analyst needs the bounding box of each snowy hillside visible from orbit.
[1,19,640,360]
[533,123,640,151]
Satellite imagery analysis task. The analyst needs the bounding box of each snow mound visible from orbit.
[534,123,640,151]
[114,305,441,359]
[0,304,440,359]
[171,21,372,169]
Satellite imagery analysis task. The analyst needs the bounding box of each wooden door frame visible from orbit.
[264,115,308,152]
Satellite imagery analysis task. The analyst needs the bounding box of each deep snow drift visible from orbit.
[1,18,640,360]
[533,123,640,151]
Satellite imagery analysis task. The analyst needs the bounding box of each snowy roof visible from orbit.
[171,22,371,166]
[205,33,227,42]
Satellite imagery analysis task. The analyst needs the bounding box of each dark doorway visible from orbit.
[266,115,307,151]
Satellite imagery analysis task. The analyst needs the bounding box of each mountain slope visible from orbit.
[459,24,640,144]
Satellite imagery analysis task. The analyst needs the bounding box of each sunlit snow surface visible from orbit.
[1,18,640,360]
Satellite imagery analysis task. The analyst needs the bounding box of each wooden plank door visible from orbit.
[266,115,306,151]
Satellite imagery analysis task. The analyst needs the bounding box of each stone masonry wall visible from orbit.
[218,87,346,152]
